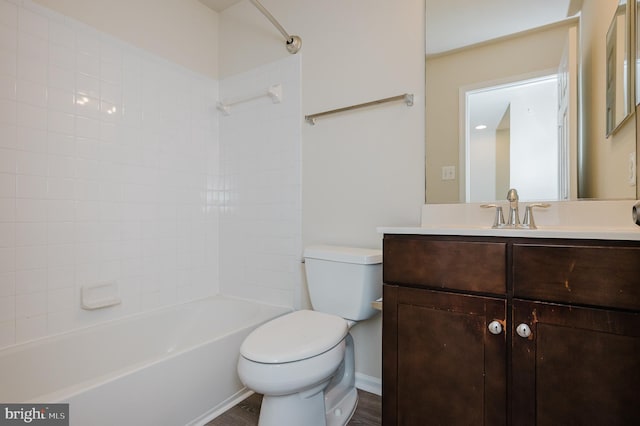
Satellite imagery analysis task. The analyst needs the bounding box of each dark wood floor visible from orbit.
[206,389,381,425]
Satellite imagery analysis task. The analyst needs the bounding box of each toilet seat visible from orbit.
[240,310,348,363]
[237,339,346,396]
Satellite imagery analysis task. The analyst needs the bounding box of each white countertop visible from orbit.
[378,200,640,241]
[377,225,640,240]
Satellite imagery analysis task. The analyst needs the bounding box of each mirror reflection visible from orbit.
[636,0,640,105]
[466,75,560,202]
[605,1,631,136]
[425,0,638,203]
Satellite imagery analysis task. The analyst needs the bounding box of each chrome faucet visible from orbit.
[481,188,550,229]
[506,188,520,226]
[522,203,551,229]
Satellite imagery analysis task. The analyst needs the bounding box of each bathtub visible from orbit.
[0,296,290,426]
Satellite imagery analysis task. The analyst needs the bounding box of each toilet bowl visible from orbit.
[237,310,353,426]
[236,245,382,426]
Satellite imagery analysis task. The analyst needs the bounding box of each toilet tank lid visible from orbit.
[304,245,382,265]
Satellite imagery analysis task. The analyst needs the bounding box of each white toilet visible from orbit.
[237,245,382,426]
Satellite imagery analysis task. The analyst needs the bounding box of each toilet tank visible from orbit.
[303,245,382,321]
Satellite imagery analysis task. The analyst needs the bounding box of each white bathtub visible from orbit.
[0,296,290,426]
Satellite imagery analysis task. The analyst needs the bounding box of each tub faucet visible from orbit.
[506,188,520,226]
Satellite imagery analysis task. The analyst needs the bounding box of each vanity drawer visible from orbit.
[383,236,506,295]
[513,244,640,310]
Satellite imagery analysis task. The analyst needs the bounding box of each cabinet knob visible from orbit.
[488,320,503,335]
[516,323,532,338]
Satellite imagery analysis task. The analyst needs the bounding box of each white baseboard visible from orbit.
[355,372,382,396]
[189,388,254,426]
[192,376,381,425]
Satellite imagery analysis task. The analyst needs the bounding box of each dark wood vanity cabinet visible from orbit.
[382,234,640,426]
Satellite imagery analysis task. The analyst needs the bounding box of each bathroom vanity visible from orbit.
[380,206,640,425]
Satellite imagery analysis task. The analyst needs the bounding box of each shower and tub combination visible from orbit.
[0,1,301,425]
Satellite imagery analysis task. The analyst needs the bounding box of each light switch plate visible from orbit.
[441,165,456,181]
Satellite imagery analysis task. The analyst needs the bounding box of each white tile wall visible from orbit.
[0,0,221,348]
[219,55,302,308]
[0,0,302,350]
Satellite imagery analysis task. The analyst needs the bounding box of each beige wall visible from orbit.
[220,0,426,381]
[426,23,574,203]
[218,0,288,78]
[32,0,220,78]
[580,0,637,199]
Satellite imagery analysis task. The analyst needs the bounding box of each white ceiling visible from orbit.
[467,76,558,137]
[426,0,575,55]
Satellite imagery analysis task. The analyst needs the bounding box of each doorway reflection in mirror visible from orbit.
[465,75,563,203]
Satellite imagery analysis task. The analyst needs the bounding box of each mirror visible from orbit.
[425,0,638,203]
[636,0,640,105]
[606,1,632,135]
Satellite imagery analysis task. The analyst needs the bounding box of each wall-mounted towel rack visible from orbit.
[217,84,283,115]
[305,93,413,125]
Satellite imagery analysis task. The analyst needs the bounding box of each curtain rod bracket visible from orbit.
[286,35,302,54]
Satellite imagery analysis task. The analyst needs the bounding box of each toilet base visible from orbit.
[257,383,358,426]
[258,380,329,426]
[324,333,358,425]
[325,386,358,426]
[255,333,359,426]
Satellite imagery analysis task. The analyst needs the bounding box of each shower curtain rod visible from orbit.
[249,0,301,54]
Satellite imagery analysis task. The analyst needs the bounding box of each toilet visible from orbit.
[237,245,382,426]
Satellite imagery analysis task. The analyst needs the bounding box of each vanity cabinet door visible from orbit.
[511,299,640,426]
[383,284,507,426]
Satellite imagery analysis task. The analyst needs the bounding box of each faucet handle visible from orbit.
[522,203,551,229]
[481,204,505,228]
